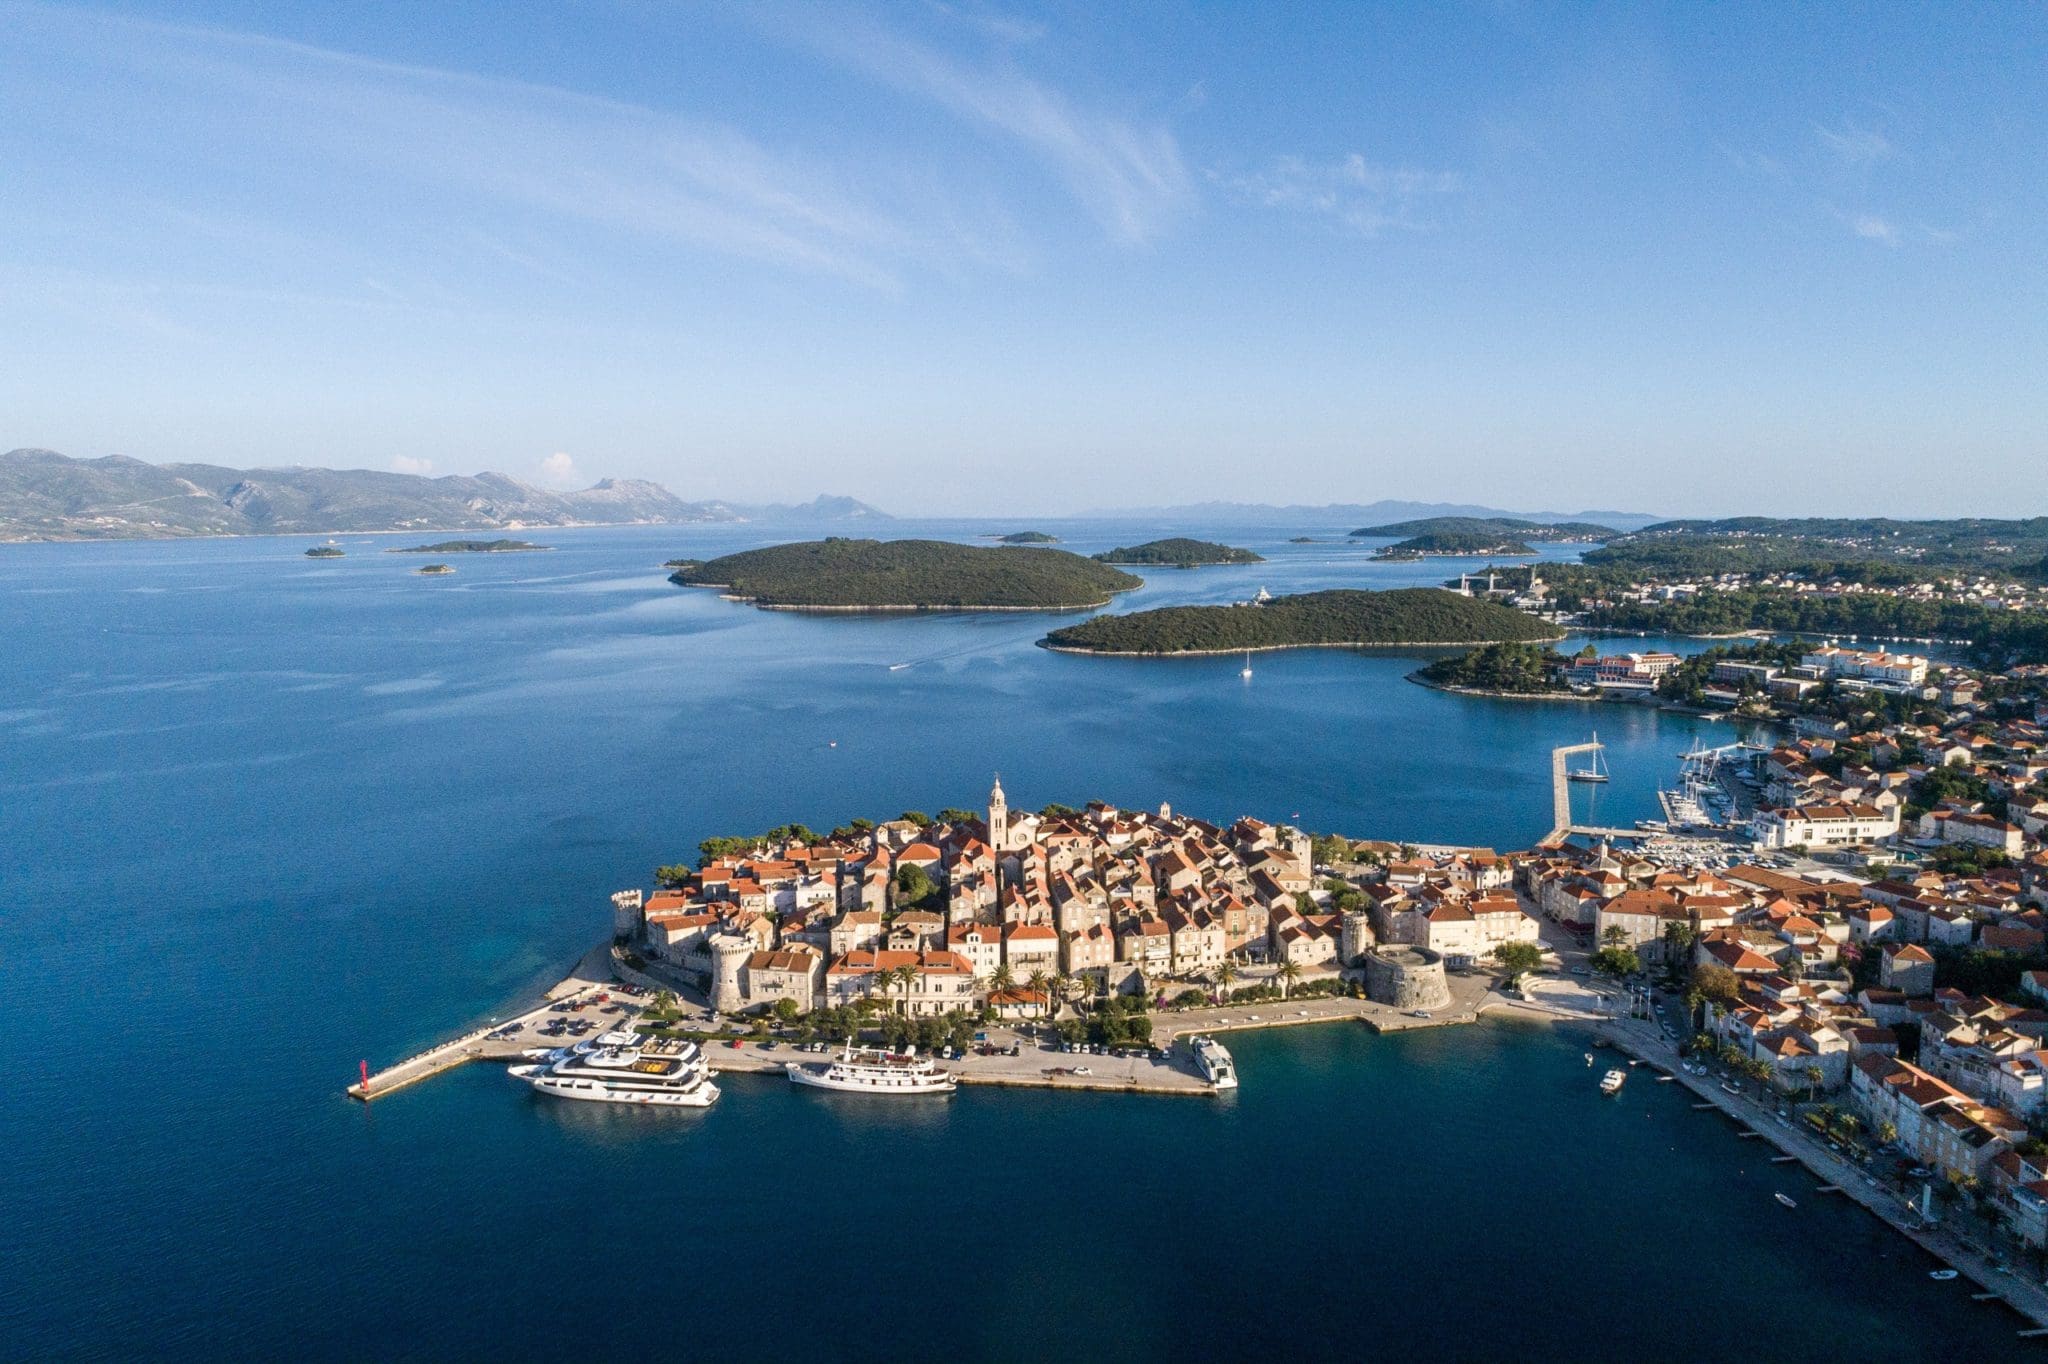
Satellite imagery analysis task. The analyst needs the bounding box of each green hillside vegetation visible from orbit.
[1092,537,1264,567]
[1352,516,1616,541]
[391,538,549,553]
[1042,588,1561,654]
[1381,531,1537,556]
[1563,518,2048,586]
[669,537,1142,610]
[1582,591,2048,665]
[996,531,1059,544]
[1417,642,1572,693]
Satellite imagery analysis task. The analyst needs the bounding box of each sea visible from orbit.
[0,521,2026,1360]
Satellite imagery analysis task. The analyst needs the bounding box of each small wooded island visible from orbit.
[304,545,344,558]
[1374,530,1537,558]
[667,537,1142,611]
[390,539,550,553]
[992,531,1059,544]
[1040,588,1562,655]
[416,563,455,575]
[1092,537,1264,567]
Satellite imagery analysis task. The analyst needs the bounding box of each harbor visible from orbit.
[351,940,1505,1103]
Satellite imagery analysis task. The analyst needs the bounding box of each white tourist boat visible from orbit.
[1191,1035,1238,1089]
[520,1028,638,1062]
[508,1034,720,1107]
[785,1044,957,1096]
[1599,1068,1626,1095]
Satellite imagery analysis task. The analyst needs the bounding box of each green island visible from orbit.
[390,539,550,553]
[1092,537,1264,567]
[1041,588,1562,655]
[304,545,344,558]
[417,563,455,575]
[1414,641,1574,694]
[667,537,1142,611]
[992,530,1060,544]
[1377,530,1537,558]
[1350,515,1616,542]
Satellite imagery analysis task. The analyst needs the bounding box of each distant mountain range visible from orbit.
[0,450,890,540]
[1074,499,1663,531]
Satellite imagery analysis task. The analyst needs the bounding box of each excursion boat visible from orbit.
[1775,1192,1797,1209]
[1600,1068,1626,1095]
[520,1028,638,1062]
[785,1044,957,1096]
[1191,1035,1238,1089]
[508,1034,719,1107]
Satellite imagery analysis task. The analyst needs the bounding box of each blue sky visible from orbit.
[3,1,2044,515]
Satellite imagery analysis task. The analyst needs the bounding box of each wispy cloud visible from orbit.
[759,8,1192,245]
[1814,119,1894,163]
[1210,154,1462,236]
[1850,213,1898,245]
[390,455,435,476]
[4,3,947,290]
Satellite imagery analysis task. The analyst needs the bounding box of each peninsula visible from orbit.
[1092,537,1264,567]
[667,537,1142,611]
[1040,588,1562,655]
[390,538,549,553]
[1351,515,1617,542]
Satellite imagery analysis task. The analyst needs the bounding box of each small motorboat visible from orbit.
[1585,1053,1595,1066]
[1928,1269,1958,1281]
[1774,1193,1796,1209]
[1600,1069,1626,1095]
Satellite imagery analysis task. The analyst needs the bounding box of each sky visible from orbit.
[2,1,2045,516]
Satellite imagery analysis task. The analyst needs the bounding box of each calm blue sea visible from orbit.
[0,523,2022,1359]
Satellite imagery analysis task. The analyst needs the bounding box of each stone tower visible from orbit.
[988,775,1009,852]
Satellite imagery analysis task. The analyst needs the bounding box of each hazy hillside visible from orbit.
[0,449,889,540]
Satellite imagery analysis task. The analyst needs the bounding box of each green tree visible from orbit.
[654,864,693,889]
[893,863,937,908]
[1490,940,1545,987]
[772,997,800,1024]
[937,808,979,825]
[1591,946,1640,977]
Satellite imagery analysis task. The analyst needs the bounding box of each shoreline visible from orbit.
[674,579,1135,614]
[1040,633,1567,658]
[1596,1017,2048,1333]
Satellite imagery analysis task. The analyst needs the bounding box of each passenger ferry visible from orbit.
[1599,1068,1627,1096]
[1191,1035,1238,1089]
[509,1034,720,1107]
[785,1044,957,1096]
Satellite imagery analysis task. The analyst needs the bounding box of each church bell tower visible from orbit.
[988,775,1009,852]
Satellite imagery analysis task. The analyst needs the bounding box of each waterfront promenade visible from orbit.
[356,941,1507,1101]
[1596,1014,2048,1335]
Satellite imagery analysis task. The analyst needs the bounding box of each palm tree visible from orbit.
[991,963,1015,994]
[1601,924,1629,950]
[1026,969,1050,1016]
[1215,960,1239,1000]
[1802,1063,1826,1104]
[1876,1119,1898,1147]
[1276,959,1302,1001]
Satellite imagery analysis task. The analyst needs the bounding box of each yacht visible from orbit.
[1600,1068,1627,1095]
[785,1044,956,1095]
[1567,734,1609,783]
[509,1034,719,1107]
[1240,651,1253,679]
[1191,1035,1238,1089]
